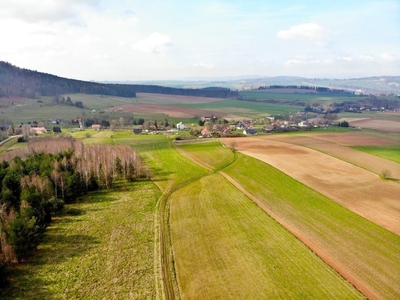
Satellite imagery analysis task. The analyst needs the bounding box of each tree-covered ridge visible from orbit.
[0,137,144,285]
[0,61,137,98]
[0,61,237,99]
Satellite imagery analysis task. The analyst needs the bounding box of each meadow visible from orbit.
[239,90,365,105]
[0,180,161,299]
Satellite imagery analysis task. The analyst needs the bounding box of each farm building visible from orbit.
[243,128,257,135]
[298,121,311,128]
[91,124,101,130]
[30,127,47,135]
[176,122,185,130]
[201,128,212,138]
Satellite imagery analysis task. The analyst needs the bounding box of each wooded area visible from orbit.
[0,137,143,286]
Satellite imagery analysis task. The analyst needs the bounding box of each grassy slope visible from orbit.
[136,136,209,299]
[177,140,234,170]
[223,153,400,299]
[170,173,364,299]
[239,91,364,104]
[352,145,400,163]
[0,181,161,299]
[182,99,304,117]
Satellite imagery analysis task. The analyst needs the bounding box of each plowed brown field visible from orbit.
[341,118,400,133]
[109,103,227,118]
[267,134,400,179]
[222,136,400,235]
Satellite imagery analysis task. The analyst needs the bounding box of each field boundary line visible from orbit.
[219,171,380,300]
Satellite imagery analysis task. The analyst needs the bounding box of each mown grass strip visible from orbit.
[169,173,364,299]
[223,153,400,300]
[0,181,161,299]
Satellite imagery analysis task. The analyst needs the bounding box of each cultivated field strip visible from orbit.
[224,137,400,235]
[169,174,364,299]
[222,153,400,299]
[268,134,400,179]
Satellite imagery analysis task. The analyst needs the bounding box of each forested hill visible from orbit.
[0,61,236,99]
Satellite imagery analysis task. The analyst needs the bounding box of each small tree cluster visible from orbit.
[337,121,349,127]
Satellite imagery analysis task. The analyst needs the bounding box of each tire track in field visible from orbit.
[155,144,216,300]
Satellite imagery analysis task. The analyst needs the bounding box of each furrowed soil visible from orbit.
[341,118,400,133]
[268,133,400,179]
[221,136,400,235]
[109,103,227,119]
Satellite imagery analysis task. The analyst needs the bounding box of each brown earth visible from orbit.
[136,93,224,103]
[222,136,400,235]
[267,134,400,179]
[109,103,227,119]
[339,118,400,133]
[308,132,400,146]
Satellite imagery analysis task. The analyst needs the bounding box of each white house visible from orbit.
[176,122,185,130]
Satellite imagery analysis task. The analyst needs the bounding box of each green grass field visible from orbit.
[177,140,235,170]
[170,173,364,299]
[352,145,400,163]
[240,90,366,104]
[0,181,161,299]
[182,99,304,117]
[222,153,400,299]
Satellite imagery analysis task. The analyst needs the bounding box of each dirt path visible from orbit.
[220,171,380,300]
[221,137,400,235]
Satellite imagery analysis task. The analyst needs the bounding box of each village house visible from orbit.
[91,124,101,130]
[243,128,257,135]
[298,121,311,128]
[200,128,212,138]
[30,127,47,135]
[176,122,185,130]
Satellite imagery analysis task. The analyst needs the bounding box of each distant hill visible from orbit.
[0,61,138,98]
[110,76,400,94]
[0,62,236,99]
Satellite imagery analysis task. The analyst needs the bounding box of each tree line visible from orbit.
[0,137,144,286]
[257,85,355,94]
[130,85,237,98]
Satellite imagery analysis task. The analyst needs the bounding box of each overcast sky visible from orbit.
[1,0,399,81]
